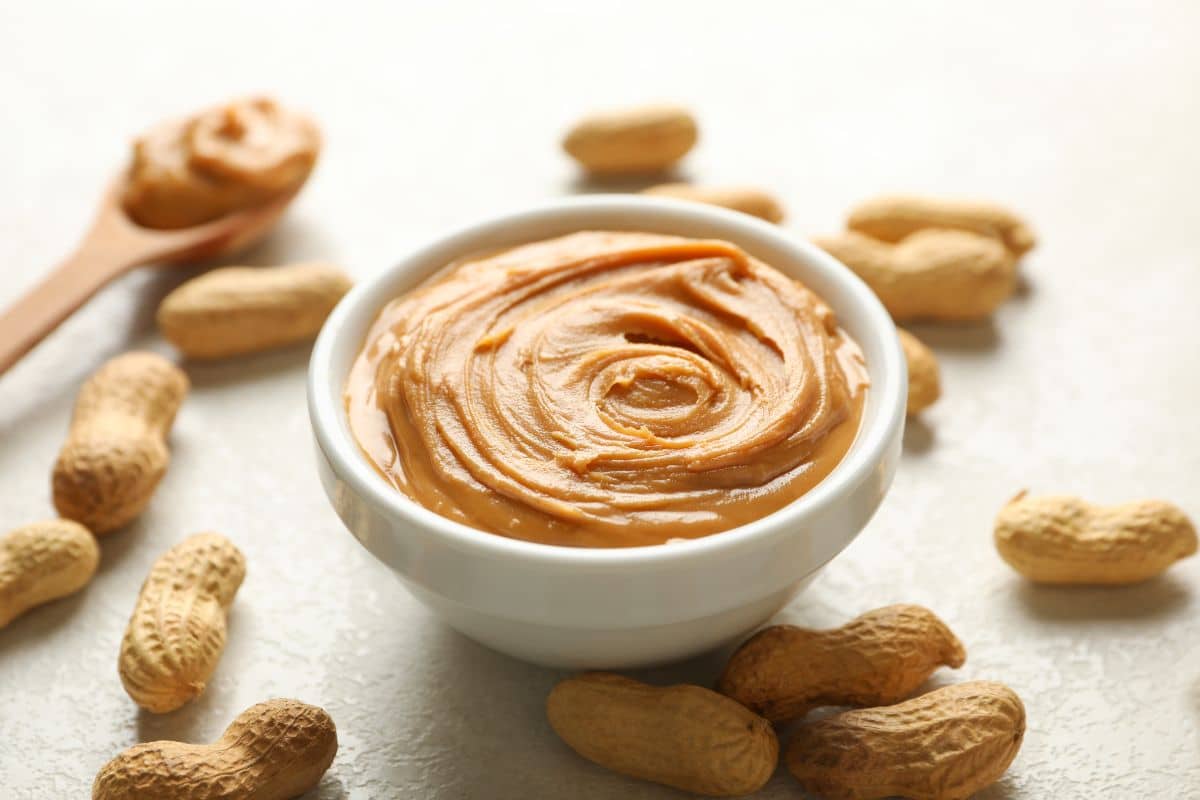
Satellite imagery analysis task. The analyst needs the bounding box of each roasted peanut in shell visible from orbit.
[0,519,99,628]
[52,352,188,534]
[786,681,1026,800]
[548,672,778,796]
[92,698,337,800]
[718,604,965,722]
[118,532,245,712]
[995,492,1197,584]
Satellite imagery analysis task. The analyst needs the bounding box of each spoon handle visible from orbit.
[0,180,295,377]
[0,246,135,377]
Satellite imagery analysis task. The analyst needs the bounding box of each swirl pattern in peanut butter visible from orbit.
[346,232,867,547]
[123,97,320,229]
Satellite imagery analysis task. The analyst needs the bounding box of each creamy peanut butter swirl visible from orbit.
[123,97,320,229]
[346,232,867,547]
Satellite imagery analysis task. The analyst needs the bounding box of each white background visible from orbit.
[1,2,1198,797]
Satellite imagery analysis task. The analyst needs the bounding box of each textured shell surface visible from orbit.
[52,351,188,534]
[812,229,1016,322]
[994,493,1198,584]
[118,532,246,713]
[846,194,1037,256]
[157,263,352,359]
[547,672,777,796]
[92,698,338,800]
[786,681,1026,800]
[0,519,99,628]
[562,105,698,174]
[718,604,965,722]
[898,329,940,414]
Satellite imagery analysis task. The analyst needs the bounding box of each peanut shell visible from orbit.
[718,604,965,722]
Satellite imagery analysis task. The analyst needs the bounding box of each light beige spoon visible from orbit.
[0,179,294,376]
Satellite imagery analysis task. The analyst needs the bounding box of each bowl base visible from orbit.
[402,577,813,669]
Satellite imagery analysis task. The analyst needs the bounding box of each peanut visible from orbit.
[717,605,964,723]
[899,328,940,414]
[0,519,99,629]
[813,229,1016,321]
[642,183,785,223]
[52,352,189,534]
[547,672,777,796]
[847,194,1036,256]
[786,681,1025,800]
[119,532,245,712]
[92,698,337,800]
[562,104,698,174]
[994,492,1197,584]
[157,262,352,359]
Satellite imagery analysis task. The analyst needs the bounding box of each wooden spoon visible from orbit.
[0,179,295,376]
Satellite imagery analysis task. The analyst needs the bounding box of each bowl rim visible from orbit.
[308,195,905,570]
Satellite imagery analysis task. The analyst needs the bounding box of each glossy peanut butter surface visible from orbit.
[346,232,867,547]
[122,97,320,229]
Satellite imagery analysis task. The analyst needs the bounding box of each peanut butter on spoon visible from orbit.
[0,97,318,375]
[123,97,320,229]
[347,232,867,548]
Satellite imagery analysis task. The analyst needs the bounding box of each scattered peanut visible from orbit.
[847,194,1036,257]
[717,605,964,723]
[898,328,940,414]
[547,672,778,796]
[813,229,1016,321]
[995,492,1197,584]
[641,183,785,223]
[119,532,245,712]
[157,262,352,359]
[786,681,1026,800]
[0,519,99,629]
[92,698,337,800]
[52,352,189,534]
[562,104,698,174]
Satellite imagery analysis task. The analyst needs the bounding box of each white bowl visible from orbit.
[308,196,906,668]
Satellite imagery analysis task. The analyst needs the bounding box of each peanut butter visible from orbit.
[122,97,320,229]
[346,232,867,548]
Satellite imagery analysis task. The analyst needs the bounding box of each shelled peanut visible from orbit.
[92,698,337,800]
[563,104,698,174]
[717,604,964,722]
[995,492,1197,584]
[898,328,940,414]
[119,532,245,712]
[157,262,352,359]
[0,519,99,629]
[847,194,1036,257]
[52,352,188,534]
[547,672,777,796]
[642,183,785,223]
[786,681,1026,800]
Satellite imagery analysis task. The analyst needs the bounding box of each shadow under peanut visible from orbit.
[221,214,338,268]
[180,341,314,392]
[0,587,92,661]
[134,687,225,748]
[904,318,1000,354]
[564,168,691,196]
[902,416,936,455]
[974,773,1023,800]
[311,773,348,800]
[1012,575,1191,623]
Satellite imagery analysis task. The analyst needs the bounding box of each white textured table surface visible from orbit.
[2,2,1198,797]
